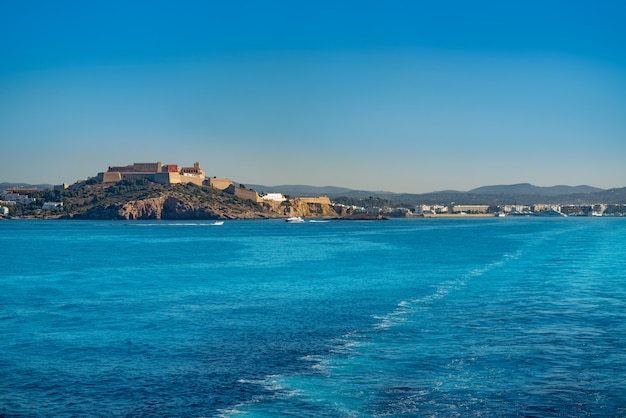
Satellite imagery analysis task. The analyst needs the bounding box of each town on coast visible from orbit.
[2,160,626,220]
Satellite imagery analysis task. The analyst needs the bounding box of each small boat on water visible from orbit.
[211,221,224,226]
[285,216,304,223]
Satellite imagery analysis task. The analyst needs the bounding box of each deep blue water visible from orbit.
[1,218,625,417]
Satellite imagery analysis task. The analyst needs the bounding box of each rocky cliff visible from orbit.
[74,196,281,220]
[283,198,339,218]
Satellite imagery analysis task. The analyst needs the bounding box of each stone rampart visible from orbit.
[153,172,174,184]
[296,196,332,205]
[225,185,262,202]
[99,172,122,183]
[207,178,233,190]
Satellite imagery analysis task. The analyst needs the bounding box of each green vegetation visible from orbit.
[604,205,626,216]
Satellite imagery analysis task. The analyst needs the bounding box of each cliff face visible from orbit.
[160,197,275,220]
[284,199,338,218]
[121,197,164,219]
[74,196,282,220]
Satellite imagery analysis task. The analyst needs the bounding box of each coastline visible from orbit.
[419,213,496,218]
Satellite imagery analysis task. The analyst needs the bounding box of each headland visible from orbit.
[2,160,625,219]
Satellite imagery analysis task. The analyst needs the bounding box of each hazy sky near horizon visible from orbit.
[1,1,625,193]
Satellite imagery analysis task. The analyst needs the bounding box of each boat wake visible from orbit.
[219,249,524,417]
[134,222,221,227]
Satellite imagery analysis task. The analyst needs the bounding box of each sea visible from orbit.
[1,218,625,417]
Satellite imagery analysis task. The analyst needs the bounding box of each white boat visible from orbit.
[285,216,304,223]
[211,221,224,226]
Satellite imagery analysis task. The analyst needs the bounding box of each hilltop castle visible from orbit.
[96,161,262,201]
[97,162,205,186]
[94,161,332,209]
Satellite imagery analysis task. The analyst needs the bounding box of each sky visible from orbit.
[1,0,625,193]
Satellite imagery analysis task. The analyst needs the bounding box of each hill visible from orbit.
[5,178,348,220]
[9,179,283,220]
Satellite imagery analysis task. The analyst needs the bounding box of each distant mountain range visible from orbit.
[3,181,626,205]
[246,183,626,205]
[0,182,54,190]
[467,183,603,195]
[245,184,358,197]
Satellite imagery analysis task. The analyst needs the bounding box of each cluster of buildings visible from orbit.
[335,202,619,217]
[414,204,490,215]
[413,203,611,217]
[1,187,63,216]
[2,188,38,205]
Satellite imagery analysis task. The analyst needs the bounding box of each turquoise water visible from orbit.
[1,218,625,417]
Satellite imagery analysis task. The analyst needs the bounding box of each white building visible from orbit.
[451,205,489,214]
[42,202,64,210]
[414,204,432,214]
[0,206,8,216]
[261,193,287,202]
[2,193,36,205]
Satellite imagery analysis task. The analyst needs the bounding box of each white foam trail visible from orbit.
[219,375,299,417]
[220,249,525,417]
[372,249,524,331]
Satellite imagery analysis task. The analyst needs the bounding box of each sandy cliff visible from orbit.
[283,199,339,218]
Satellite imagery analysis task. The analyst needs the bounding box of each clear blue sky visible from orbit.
[1,0,625,192]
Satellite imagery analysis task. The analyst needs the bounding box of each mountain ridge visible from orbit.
[245,183,625,205]
[468,183,603,195]
[3,181,625,205]
[245,182,606,197]
[0,182,54,190]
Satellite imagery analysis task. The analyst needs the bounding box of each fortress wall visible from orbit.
[160,172,205,186]
[185,176,205,186]
[297,196,332,205]
[122,173,158,182]
[99,172,154,183]
[100,172,123,183]
[234,187,262,202]
[207,178,233,190]
[133,162,161,173]
[98,171,204,186]
[154,173,175,184]
[226,185,262,202]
